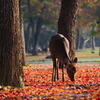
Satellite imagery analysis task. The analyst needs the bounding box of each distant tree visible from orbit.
[22,0,60,55]
[76,0,100,50]
[76,27,81,50]
[21,13,26,66]
[58,0,78,60]
[0,0,24,88]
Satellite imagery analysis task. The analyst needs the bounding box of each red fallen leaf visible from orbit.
[0,64,100,99]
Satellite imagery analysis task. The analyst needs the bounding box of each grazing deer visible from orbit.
[49,34,77,82]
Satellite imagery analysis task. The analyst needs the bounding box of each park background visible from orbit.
[21,0,100,64]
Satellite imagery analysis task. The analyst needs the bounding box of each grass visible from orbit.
[76,47,100,64]
[26,47,100,64]
[76,47,100,58]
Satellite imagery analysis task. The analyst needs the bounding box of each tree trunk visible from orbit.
[26,0,34,53]
[76,27,81,50]
[32,17,43,55]
[81,38,90,49]
[24,22,31,53]
[21,14,26,66]
[27,0,44,55]
[27,0,37,55]
[0,0,24,88]
[91,36,95,50]
[79,36,84,49]
[58,0,78,60]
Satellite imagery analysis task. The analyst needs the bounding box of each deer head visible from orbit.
[66,57,77,81]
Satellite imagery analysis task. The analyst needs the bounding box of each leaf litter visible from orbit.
[0,64,100,100]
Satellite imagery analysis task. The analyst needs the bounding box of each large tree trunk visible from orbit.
[0,0,24,88]
[58,0,78,60]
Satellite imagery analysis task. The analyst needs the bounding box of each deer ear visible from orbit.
[73,57,78,63]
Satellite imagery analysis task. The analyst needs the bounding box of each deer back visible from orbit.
[49,34,70,61]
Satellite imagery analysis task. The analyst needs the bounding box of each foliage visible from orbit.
[91,22,98,36]
[21,0,100,51]
[77,0,100,34]
[21,0,61,27]
[21,0,61,51]
[0,64,100,99]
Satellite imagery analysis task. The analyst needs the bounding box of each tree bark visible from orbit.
[58,0,78,60]
[0,0,24,88]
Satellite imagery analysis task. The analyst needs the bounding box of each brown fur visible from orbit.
[49,34,77,82]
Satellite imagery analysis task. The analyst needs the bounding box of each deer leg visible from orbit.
[56,59,59,80]
[57,65,59,80]
[52,65,55,82]
[52,59,56,82]
[62,64,64,82]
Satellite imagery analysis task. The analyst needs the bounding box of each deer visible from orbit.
[49,34,77,83]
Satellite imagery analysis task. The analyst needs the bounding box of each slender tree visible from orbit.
[0,0,24,88]
[27,0,45,55]
[21,13,26,66]
[58,0,78,60]
[23,0,60,55]
[76,27,81,50]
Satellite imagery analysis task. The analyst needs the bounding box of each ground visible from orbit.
[0,64,100,99]
[26,47,100,64]
[0,48,100,100]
